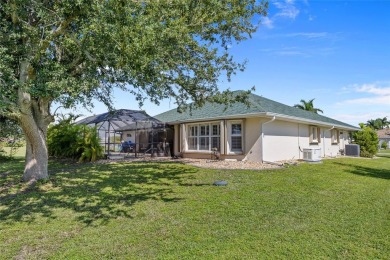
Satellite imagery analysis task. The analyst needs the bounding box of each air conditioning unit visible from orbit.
[303,148,321,162]
[345,144,360,157]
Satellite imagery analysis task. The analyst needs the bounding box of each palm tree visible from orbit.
[366,119,376,129]
[293,99,323,114]
[366,117,390,130]
[381,117,389,129]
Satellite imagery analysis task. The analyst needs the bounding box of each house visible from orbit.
[154,92,360,162]
[376,129,390,149]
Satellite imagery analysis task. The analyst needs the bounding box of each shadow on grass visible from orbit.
[0,161,199,225]
[333,161,390,180]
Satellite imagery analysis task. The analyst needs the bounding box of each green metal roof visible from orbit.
[154,92,359,130]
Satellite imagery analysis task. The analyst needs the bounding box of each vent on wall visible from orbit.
[302,148,321,162]
[345,144,360,157]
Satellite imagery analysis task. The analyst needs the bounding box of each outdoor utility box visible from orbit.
[303,148,321,162]
[345,144,360,157]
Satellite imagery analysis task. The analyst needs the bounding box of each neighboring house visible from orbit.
[154,92,360,162]
[376,129,390,148]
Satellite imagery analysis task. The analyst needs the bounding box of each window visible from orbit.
[310,126,321,143]
[230,123,242,152]
[211,124,221,150]
[331,129,339,144]
[187,123,220,151]
[188,125,198,150]
[199,125,209,150]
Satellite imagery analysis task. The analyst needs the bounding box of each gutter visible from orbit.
[264,113,359,131]
[261,116,276,163]
[161,112,359,131]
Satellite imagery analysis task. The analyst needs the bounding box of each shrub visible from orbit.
[47,117,103,162]
[353,127,379,158]
[78,126,103,162]
[47,120,84,159]
[381,141,388,150]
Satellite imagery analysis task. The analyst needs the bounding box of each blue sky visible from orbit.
[61,1,390,127]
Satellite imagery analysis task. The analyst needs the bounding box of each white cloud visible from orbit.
[262,17,274,29]
[274,0,300,20]
[329,82,390,125]
[261,46,335,58]
[260,0,301,30]
[331,112,389,126]
[342,96,390,105]
[275,50,305,56]
[338,82,390,106]
[356,83,390,95]
[285,32,329,39]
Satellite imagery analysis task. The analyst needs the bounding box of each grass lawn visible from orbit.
[377,149,390,158]
[0,144,26,158]
[0,157,389,259]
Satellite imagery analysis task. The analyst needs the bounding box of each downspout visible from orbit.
[261,116,276,163]
[298,124,301,159]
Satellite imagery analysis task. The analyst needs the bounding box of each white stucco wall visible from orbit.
[122,130,136,143]
[262,120,350,162]
[172,117,353,162]
[262,120,302,162]
[243,118,262,162]
[321,129,339,157]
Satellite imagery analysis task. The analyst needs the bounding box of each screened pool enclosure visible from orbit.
[76,109,173,157]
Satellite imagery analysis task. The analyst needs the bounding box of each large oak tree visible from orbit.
[0,0,268,181]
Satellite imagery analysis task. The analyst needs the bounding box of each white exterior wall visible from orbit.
[172,117,353,162]
[262,120,302,162]
[321,129,339,157]
[243,118,262,162]
[122,130,136,143]
[262,120,351,162]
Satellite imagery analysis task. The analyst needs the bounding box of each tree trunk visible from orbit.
[22,121,49,181]
[17,60,53,182]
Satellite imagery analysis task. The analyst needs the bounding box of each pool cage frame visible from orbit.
[76,109,173,157]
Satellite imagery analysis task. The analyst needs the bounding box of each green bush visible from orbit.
[47,120,83,159]
[353,127,379,158]
[47,117,103,162]
[78,126,103,162]
[381,141,388,150]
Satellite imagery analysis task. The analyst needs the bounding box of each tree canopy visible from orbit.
[364,117,389,130]
[293,99,323,114]
[0,0,268,181]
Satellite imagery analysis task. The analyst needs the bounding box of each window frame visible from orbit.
[228,120,243,154]
[186,122,221,152]
[309,126,321,144]
[331,129,339,144]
